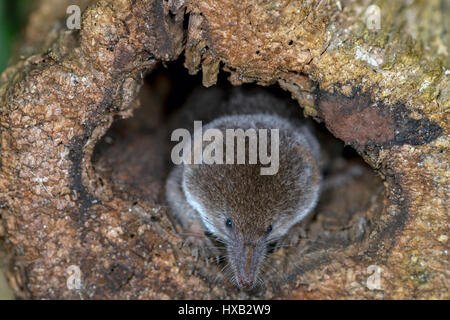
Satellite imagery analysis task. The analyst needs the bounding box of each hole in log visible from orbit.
[91,59,385,294]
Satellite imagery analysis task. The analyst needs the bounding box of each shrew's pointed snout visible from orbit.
[233,242,262,289]
[237,245,255,288]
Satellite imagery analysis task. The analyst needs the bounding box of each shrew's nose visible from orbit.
[237,245,255,288]
[237,275,254,288]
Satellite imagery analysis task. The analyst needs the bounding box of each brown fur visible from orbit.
[165,90,321,289]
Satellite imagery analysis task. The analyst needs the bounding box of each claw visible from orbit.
[279,224,307,248]
[182,233,220,263]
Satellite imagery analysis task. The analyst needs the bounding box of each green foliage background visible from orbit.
[0,0,34,73]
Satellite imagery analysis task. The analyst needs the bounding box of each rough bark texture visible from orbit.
[0,0,448,299]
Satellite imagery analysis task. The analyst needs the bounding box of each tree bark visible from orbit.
[0,0,448,299]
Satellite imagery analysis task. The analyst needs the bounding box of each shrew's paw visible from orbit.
[182,232,221,264]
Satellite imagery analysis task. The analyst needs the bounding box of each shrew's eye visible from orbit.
[225,219,233,228]
[266,225,273,234]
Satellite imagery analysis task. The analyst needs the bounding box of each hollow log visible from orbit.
[0,0,448,299]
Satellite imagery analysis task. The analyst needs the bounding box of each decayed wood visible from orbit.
[0,0,448,299]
